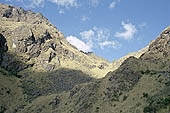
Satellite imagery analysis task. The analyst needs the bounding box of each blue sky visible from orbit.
[1,0,170,62]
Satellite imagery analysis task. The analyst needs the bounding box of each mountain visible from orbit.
[0,3,170,113]
[0,3,114,78]
[18,26,170,113]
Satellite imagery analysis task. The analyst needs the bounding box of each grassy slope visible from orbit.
[0,67,27,113]
[18,56,170,113]
[19,28,170,113]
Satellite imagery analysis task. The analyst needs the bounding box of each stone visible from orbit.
[42,63,56,71]
[55,96,60,105]
[49,52,56,62]
[0,34,8,52]
[0,34,8,64]
[27,44,41,58]
[98,65,104,70]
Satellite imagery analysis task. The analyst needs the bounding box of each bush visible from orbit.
[144,96,170,113]
[95,107,99,112]
[143,106,156,113]
[111,93,119,102]
[123,95,128,101]
[165,81,170,87]
[143,93,149,98]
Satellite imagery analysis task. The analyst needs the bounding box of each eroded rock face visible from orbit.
[0,33,8,64]
[0,33,8,53]
[0,4,49,24]
[149,27,170,53]
[0,3,111,78]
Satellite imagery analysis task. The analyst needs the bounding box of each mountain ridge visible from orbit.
[0,3,170,113]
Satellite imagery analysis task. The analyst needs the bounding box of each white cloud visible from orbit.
[109,0,120,9]
[88,0,99,7]
[59,10,64,14]
[15,0,78,8]
[109,1,116,8]
[99,41,120,49]
[81,16,89,22]
[79,27,120,50]
[80,30,95,40]
[49,0,78,7]
[66,35,92,52]
[115,21,137,40]
[31,0,44,7]
[80,27,110,42]
[93,26,110,41]
[16,0,45,8]
[67,27,121,52]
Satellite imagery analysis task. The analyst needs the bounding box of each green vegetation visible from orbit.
[0,67,8,75]
[144,96,170,113]
[111,93,119,102]
[165,81,170,87]
[0,67,17,76]
[123,95,128,101]
[84,103,91,109]
[140,69,157,75]
[143,106,156,113]
[143,93,149,98]
[95,107,99,112]
[0,106,6,113]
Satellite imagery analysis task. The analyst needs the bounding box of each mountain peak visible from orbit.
[148,26,170,53]
[0,3,49,24]
[0,3,113,78]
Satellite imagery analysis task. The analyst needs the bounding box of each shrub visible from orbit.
[143,93,149,98]
[123,95,128,101]
[165,81,170,86]
[143,106,156,113]
[111,93,119,102]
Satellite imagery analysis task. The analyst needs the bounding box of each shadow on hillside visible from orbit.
[0,52,94,103]
[20,68,94,102]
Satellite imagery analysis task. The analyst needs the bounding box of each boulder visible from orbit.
[0,34,8,64]
[0,33,8,53]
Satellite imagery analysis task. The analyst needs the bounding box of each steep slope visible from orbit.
[0,3,108,112]
[0,3,112,78]
[20,26,170,113]
[0,3,148,79]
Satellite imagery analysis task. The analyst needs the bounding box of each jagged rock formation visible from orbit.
[0,3,147,79]
[0,3,49,24]
[0,3,114,78]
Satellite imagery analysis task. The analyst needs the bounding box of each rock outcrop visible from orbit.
[0,3,112,78]
[0,33,8,64]
[0,3,49,24]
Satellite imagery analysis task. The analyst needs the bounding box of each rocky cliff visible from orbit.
[0,3,113,79]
